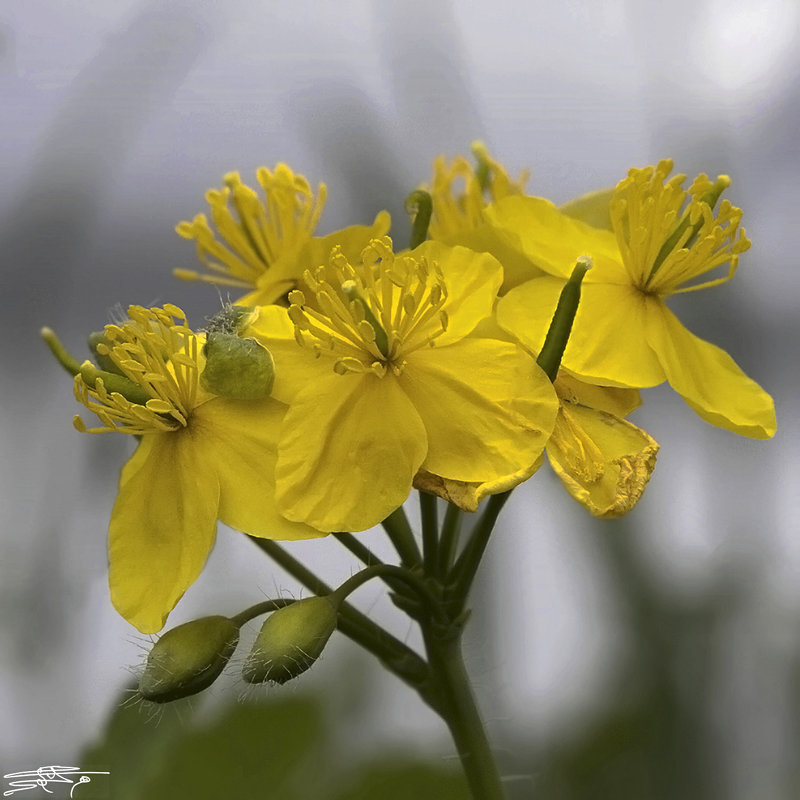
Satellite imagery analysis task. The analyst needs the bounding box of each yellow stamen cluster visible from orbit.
[288,237,449,377]
[175,164,326,290]
[610,159,750,296]
[428,141,529,240]
[73,305,200,435]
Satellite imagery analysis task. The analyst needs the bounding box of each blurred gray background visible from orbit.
[2,0,798,797]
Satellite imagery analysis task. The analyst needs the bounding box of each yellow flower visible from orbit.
[425,143,538,293]
[73,304,322,633]
[175,163,390,305]
[490,159,776,439]
[246,237,560,532]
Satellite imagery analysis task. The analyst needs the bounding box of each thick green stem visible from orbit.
[419,492,440,577]
[381,506,423,569]
[425,632,507,800]
[438,502,463,579]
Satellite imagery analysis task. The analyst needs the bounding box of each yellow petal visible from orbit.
[497,277,666,388]
[190,398,326,540]
[644,298,777,438]
[413,457,544,513]
[306,210,392,269]
[559,187,615,231]
[547,403,659,518]
[554,372,642,418]
[399,339,558,482]
[411,241,503,344]
[109,434,220,633]
[276,372,427,532]
[246,304,329,404]
[484,195,629,283]
[438,220,546,294]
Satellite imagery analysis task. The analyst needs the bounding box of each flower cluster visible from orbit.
[44,149,775,633]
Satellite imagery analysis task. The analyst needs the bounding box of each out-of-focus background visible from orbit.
[2,1,798,797]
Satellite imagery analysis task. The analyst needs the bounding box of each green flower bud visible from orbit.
[139,615,239,703]
[200,333,275,400]
[242,597,339,685]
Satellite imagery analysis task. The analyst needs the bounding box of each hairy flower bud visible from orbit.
[139,615,240,703]
[200,333,275,399]
[242,597,338,685]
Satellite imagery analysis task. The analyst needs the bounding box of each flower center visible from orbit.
[609,159,750,296]
[287,237,449,377]
[73,305,200,435]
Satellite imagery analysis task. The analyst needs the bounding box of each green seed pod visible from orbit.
[242,597,339,685]
[200,333,275,399]
[87,331,125,375]
[139,615,240,703]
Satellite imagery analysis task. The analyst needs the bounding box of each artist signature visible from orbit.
[3,766,109,798]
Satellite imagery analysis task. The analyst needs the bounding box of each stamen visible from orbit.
[287,237,450,375]
[611,160,750,295]
[73,306,201,436]
[175,164,326,292]
[426,144,529,240]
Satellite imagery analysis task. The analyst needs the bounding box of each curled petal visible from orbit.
[547,403,659,518]
[413,457,543,513]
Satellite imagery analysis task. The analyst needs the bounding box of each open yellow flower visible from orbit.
[72,304,322,633]
[246,236,560,532]
[491,160,776,439]
[175,163,390,305]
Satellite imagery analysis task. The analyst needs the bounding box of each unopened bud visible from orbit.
[139,615,239,703]
[200,333,275,399]
[242,597,338,685]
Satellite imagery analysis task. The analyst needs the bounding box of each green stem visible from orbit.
[332,531,385,568]
[230,598,295,627]
[406,190,433,249]
[381,507,423,569]
[41,327,83,375]
[536,257,591,382]
[419,492,440,577]
[424,631,507,800]
[247,536,437,710]
[332,564,445,624]
[437,502,463,579]
[449,492,511,612]
[333,532,424,602]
